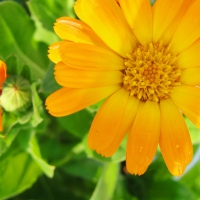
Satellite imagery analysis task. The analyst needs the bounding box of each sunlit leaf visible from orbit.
[28,0,76,31]
[0,1,48,79]
[0,147,42,199]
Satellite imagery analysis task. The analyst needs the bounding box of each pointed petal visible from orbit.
[45,85,121,117]
[159,99,193,176]
[119,0,152,44]
[177,38,200,69]
[74,0,136,57]
[88,88,129,152]
[60,43,124,70]
[98,95,140,157]
[180,67,200,85]
[160,0,196,45]
[54,17,107,48]
[126,101,160,175]
[170,0,200,54]
[54,62,123,88]
[152,0,184,43]
[48,41,66,64]
[170,85,200,129]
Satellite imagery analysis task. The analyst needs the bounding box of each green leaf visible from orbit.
[30,81,43,126]
[61,158,102,181]
[0,1,48,79]
[1,111,19,136]
[21,64,31,80]
[90,162,119,200]
[0,148,42,199]
[57,109,94,139]
[17,129,54,178]
[143,179,197,200]
[42,63,61,94]
[5,54,20,75]
[185,117,200,144]
[28,0,76,31]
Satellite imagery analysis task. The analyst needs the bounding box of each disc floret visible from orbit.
[123,42,181,102]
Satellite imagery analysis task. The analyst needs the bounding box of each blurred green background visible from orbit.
[0,0,200,199]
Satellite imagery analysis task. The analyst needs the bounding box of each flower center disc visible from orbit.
[123,42,181,102]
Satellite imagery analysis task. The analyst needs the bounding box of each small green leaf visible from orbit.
[5,54,20,75]
[30,81,43,126]
[21,64,31,81]
[90,162,119,200]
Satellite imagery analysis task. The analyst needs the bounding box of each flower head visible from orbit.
[46,0,200,176]
[0,60,7,131]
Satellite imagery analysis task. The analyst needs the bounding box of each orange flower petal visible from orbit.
[177,38,200,69]
[89,89,140,157]
[152,0,184,43]
[54,17,107,48]
[170,0,200,54]
[48,41,66,64]
[180,67,200,85]
[74,0,136,57]
[119,0,152,44]
[160,0,196,45]
[88,89,129,152]
[170,85,200,129]
[0,60,7,84]
[54,62,123,88]
[45,84,121,117]
[126,101,160,175]
[100,96,140,157]
[60,43,124,71]
[159,99,193,176]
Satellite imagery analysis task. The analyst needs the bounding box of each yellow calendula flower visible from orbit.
[46,0,200,176]
[0,60,7,131]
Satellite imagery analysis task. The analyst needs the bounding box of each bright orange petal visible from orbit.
[126,100,160,175]
[152,0,184,43]
[119,0,152,44]
[48,41,66,64]
[88,88,129,153]
[100,96,140,157]
[54,17,107,48]
[59,43,124,71]
[54,62,123,88]
[74,0,136,57]
[180,67,200,86]
[0,60,7,83]
[170,85,200,129]
[160,0,196,45]
[45,85,121,117]
[177,38,200,69]
[159,99,193,176]
[170,0,200,54]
